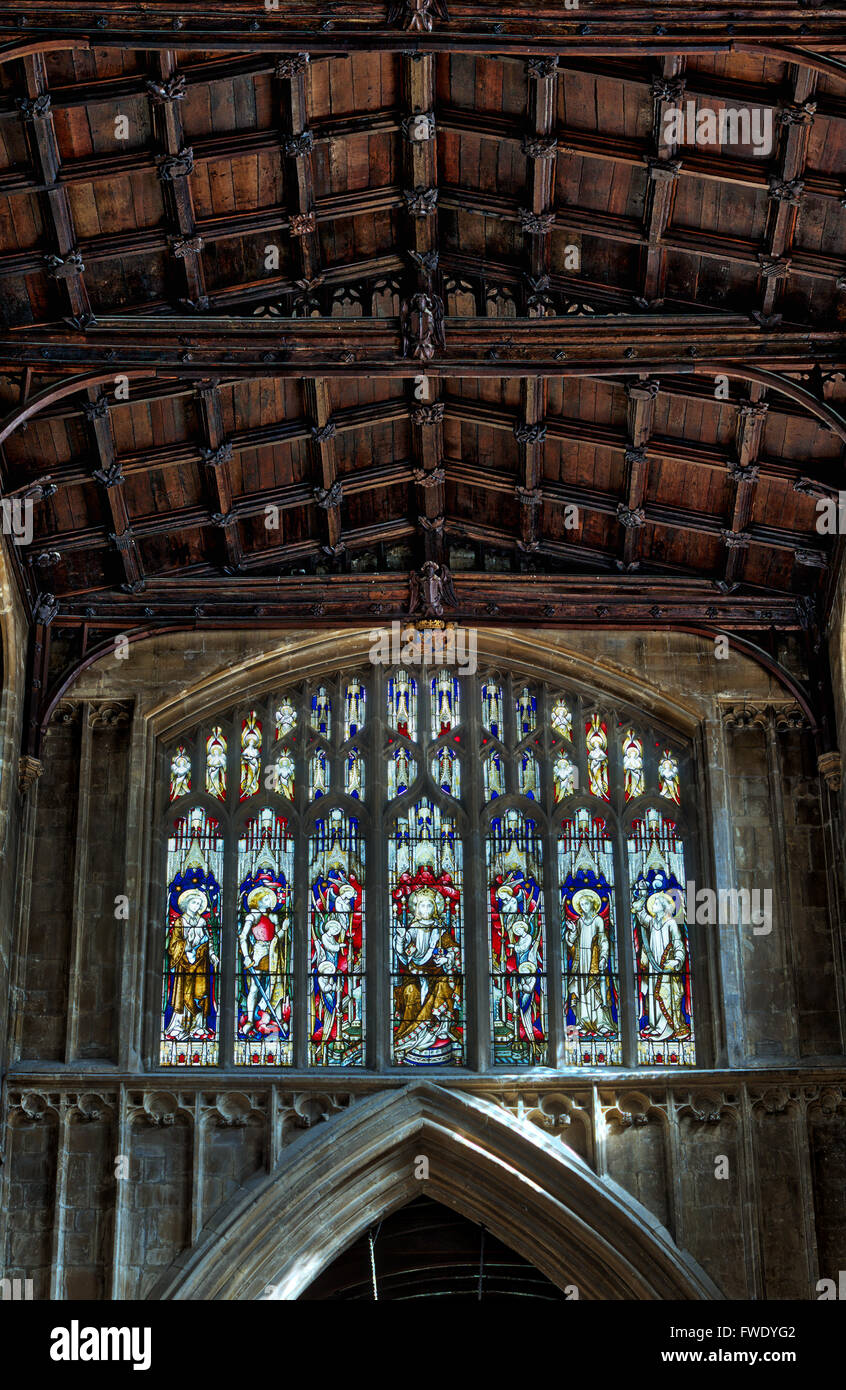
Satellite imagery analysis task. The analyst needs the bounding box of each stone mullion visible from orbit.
[463,660,487,1072]
[303,378,343,556]
[276,54,322,290]
[147,50,207,309]
[293,679,309,1071]
[64,703,92,1063]
[612,760,639,1071]
[196,378,244,574]
[539,682,565,1070]
[108,1084,131,1298]
[19,54,92,325]
[641,57,685,304]
[723,393,767,584]
[370,663,389,1071]
[760,65,817,320]
[619,378,658,570]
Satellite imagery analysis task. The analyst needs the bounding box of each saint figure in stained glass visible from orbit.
[553,751,576,802]
[488,810,546,1064]
[432,745,460,797]
[344,748,364,799]
[161,807,222,1066]
[518,749,539,799]
[235,810,293,1066]
[390,801,464,1065]
[483,749,505,800]
[516,687,537,737]
[309,748,329,800]
[551,699,572,741]
[628,809,694,1064]
[272,747,295,800]
[559,809,620,1065]
[309,809,365,1065]
[387,743,416,798]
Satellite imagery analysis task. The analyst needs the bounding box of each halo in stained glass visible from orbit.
[235,810,294,1066]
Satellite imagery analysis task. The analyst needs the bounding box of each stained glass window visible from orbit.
[388,671,417,741]
[551,699,572,741]
[559,809,621,1066]
[235,810,294,1066]
[480,682,504,738]
[344,680,366,740]
[628,808,694,1065]
[311,686,331,737]
[309,748,330,800]
[517,749,540,800]
[205,728,227,801]
[515,686,537,738]
[659,749,681,804]
[162,672,697,1074]
[275,697,297,740]
[483,749,506,801]
[344,747,364,800]
[161,807,223,1066]
[169,745,191,801]
[586,713,610,800]
[390,800,464,1065]
[432,745,460,798]
[309,809,365,1065]
[488,809,547,1064]
[431,671,459,738]
[240,711,262,800]
[387,743,416,798]
[622,729,645,800]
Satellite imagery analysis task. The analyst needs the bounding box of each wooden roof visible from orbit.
[0,5,844,745]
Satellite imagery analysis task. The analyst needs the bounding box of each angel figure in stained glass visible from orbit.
[494,876,544,1061]
[586,716,609,799]
[659,750,681,804]
[206,729,227,800]
[241,716,261,798]
[273,748,295,800]
[170,747,191,800]
[553,751,576,801]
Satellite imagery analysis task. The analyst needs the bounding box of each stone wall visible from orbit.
[1,625,844,1299]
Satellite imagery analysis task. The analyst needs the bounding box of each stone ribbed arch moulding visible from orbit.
[151,1083,722,1301]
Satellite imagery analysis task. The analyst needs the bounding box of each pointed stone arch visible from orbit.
[152,1082,723,1301]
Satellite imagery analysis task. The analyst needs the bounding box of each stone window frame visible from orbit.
[149,659,708,1073]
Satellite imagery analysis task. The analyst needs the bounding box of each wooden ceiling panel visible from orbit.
[438,54,527,121]
[558,70,652,142]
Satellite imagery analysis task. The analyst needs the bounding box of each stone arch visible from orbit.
[152,1082,723,1300]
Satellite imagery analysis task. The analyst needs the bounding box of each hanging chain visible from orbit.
[368,1222,381,1301]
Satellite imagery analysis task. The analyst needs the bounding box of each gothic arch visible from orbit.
[152,1082,723,1301]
